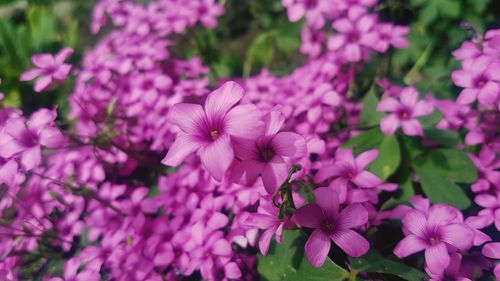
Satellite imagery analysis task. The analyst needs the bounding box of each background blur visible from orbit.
[0,0,499,113]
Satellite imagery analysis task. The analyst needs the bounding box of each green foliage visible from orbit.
[350,250,429,281]
[258,230,349,281]
[368,135,401,180]
[341,128,385,155]
[358,87,384,129]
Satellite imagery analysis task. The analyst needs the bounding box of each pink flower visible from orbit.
[293,187,369,267]
[0,109,65,170]
[394,205,474,274]
[474,193,500,231]
[452,55,500,106]
[20,48,73,92]
[482,242,500,279]
[161,81,263,181]
[314,149,381,190]
[468,147,500,193]
[376,87,433,136]
[426,253,471,281]
[232,111,306,194]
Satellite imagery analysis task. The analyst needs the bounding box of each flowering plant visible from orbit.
[0,0,498,280]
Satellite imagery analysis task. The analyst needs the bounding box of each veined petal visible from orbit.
[293,203,323,228]
[393,235,427,258]
[305,229,331,268]
[225,104,263,139]
[330,229,369,257]
[263,111,285,136]
[167,103,206,135]
[205,81,243,122]
[199,134,234,181]
[425,244,450,275]
[441,223,473,250]
[272,132,306,158]
[313,187,340,218]
[336,203,368,229]
[314,164,342,182]
[161,134,204,166]
[352,171,382,188]
[261,157,288,194]
[403,210,427,237]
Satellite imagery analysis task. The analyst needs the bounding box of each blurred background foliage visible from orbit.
[0,0,499,114]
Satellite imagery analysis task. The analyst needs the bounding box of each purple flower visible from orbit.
[232,111,306,194]
[161,81,263,181]
[20,48,73,92]
[452,55,500,106]
[482,242,500,279]
[293,187,369,267]
[468,147,500,193]
[474,193,500,231]
[394,205,474,274]
[426,253,471,281]
[0,109,65,170]
[315,149,382,190]
[376,87,433,136]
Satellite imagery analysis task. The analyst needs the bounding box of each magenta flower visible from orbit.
[232,111,306,194]
[314,149,381,190]
[20,47,73,92]
[161,81,263,181]
[426,253,471,281]
[474,193,500,231]
[452,55,500,106]
[468,147,500,193]
[0,109,65,170]
[482,242,500,279]
[376,87,433,136]
[293,187,369,267]
[394,205,474,274]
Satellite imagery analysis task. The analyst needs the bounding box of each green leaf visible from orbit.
[468,0,491,13]
[350,250,429,281]
[358,88,384,129]
[275,22,301,54]
[414,163,471,209]
[341,128,384,155]
[418,109,443,127]
[368,135,401,180]
[424,128,460,147]
[244,32,275,76]
[418,149,477,183]
[258,230,348,281]
[27,6,56,51]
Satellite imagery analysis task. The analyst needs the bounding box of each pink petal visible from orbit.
[34,75,53,92]
[352,171,382,188]
[401,119,423,136]
[471,56,490,76]
[53,64,72,80]
[402,210,427,237]
[425,244,450,275]
[456,88,478,104]
[20,69,42,81]
[261,157,288,194]
[376,97,400,112]
[441,223,473,250]
[167,103,205,135]
[345,43,361,62]
[482,242,500,259]
[336,203,368,229]
[330,229,369,257]
[244,213,276,229]
[224,262,242,279]
[272,132,306,158]
[259,227,276,256]
[161,134,204,166]
[413,100,434,117]
[27,108,57,130]
[400,87,419,106]
[287,4,305,22]
[474,194,497,208]
[21,146,41,170]
[314,164,342,182]
[305,229,331,268]
[293,203,323,228]
[332,18,353,33]
[327,34,346,50]
[355,149,378,169]
[263,111,285,136]
[0,160,18,186]
[199,134,234,181]
[394,235,427,258]
[204,81,243,122]
[314,187,340,218]
[32,54,55,68]
[427,205,457,227]
[225,104,263,139]
[380,114,400,135]
[212,239,232,256]
[55,47,74,64]
[451,70,473,88]
[39,127,65,148]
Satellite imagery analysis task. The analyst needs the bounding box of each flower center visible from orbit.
[259,146,275,162]
[210,130,220,140]
[428,236,441,245]
[321,220,335,233]
[19,129,39,148]
[475,76,487,88]
[397,107,412,120]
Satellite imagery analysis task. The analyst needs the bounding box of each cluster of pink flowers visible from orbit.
[0,0,498,280]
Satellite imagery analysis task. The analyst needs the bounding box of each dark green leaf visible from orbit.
[358,88,384,129]
[258,230,348,281]
[368,135,401,180]
[424,128,460,147]
[417,149,477,183]
[350,250,429,281]
[341,128,384,155]
[414,163,471,209]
